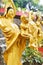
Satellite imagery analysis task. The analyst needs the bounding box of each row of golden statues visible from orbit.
[0,0,43,65]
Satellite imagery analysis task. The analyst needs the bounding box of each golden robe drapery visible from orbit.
[0,17,26,65]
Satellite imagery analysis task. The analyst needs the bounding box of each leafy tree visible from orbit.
[13,0,39,7]
[33,0,39,4]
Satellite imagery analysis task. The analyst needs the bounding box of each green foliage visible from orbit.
[22,47,43,64]
[13,0,32,8]
[38,5,43,12]
[13,0,43,12]
[33,0,39,4]
[13,0,39,7]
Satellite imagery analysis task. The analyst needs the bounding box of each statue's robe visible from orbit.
[0,17,26,65]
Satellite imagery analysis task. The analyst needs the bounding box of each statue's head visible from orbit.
[21,15,29,24]
[31,12,38,22]
[6,7,15,18]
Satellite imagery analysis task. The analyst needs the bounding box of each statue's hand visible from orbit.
[21,32,31,38]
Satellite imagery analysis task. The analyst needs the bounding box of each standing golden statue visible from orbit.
[20,12,37,49]
[20,11,43,50]
[32,12,43,45]
[0,0,26,65]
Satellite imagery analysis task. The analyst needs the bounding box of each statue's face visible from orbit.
[7,8,14,18]
[21,15,28,24]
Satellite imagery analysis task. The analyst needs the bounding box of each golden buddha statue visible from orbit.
[36,15,43,45]
[0,0,43,65]
[31,12,43,49]
[0,0,26,65]
[20,11,37,49]
[20,11,43,50]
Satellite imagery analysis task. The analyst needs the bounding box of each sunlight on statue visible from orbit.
[0,0,26,65]
[0,0,43,65]
[20,11,43,50]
